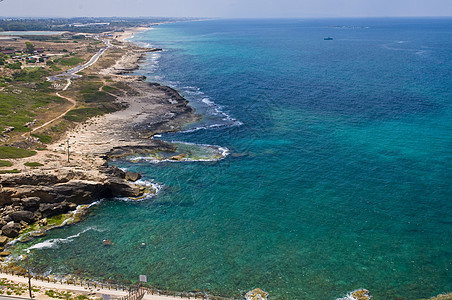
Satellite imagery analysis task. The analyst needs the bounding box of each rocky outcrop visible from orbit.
[337,289,372,300]
[2,222,21,238]
[245,288,268,300]
[10,211,35,223]
[0,164,147,246]
[125,171,141,182]
[106,141,177,159]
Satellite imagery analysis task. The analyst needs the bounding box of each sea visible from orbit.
[13,18,452,299]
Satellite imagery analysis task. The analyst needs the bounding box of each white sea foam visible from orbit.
[133,37,242,132]
[27,227,101,251]
[202,97,214,105]
[129,142,229,164]
[136,179,164,195]
[116,179,163,202]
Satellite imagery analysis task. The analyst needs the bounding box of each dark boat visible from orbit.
[324,37,333,40]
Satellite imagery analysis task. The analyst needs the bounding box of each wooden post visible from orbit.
[67,138,70,162]
[26,251,33,298]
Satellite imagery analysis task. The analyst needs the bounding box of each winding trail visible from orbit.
[22,79,76,137]
[23,40,111,137]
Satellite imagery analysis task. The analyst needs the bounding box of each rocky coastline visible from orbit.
[0,31,200,255]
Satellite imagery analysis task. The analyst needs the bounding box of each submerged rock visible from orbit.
[245,288,268,300]
[103,239,113,246]
[337,289,372,300]
[125,171,141,182]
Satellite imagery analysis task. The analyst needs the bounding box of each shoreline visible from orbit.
[0,24,233,300]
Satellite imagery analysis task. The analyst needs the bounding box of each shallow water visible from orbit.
[15,18,452,300]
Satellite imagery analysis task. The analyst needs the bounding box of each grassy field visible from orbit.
[0,146,36,159]
[0,35,131,148]
[31,133,52,143]
[64,107,103,122]
[0,86,64,133]
[58,56,85,67]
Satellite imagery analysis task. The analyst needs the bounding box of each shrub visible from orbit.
[0,160,12,167]
[31,133,52,143]
[24,162,43,167]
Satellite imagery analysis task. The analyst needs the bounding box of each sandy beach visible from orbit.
[115,27,152,42]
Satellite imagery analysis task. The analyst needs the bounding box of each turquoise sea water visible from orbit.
[17,19,452,299]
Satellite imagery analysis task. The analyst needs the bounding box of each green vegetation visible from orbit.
[0,53,6,65]
[83,91,115,103]
[25,41,35,54]
[0,146,36,159]
[12,67,49,83]
[102,85,118,93]
[31,133,52,143]
[45,289,73,299]
[0,89,61,133]
[6,62,22,69]
[24,162,44,167]
[79,81,102,94]
[64,107,103,122]
[47,214,68,227]
[59,56,85,66]
[0,160,13,167]
[77,81,116,103]
[0,279,31,295]
[0,169,21,174]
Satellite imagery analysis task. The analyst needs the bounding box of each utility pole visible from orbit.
[26,249,33,298]
[67,138,70,163]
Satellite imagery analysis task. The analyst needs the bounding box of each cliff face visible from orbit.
[0,166,145,241]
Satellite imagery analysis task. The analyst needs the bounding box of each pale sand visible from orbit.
[115,27,151,42]
[0,273,183,300]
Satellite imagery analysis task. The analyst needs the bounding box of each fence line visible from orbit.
[0,268,236,300]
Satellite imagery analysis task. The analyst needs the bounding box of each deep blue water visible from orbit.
[18,19,452,299]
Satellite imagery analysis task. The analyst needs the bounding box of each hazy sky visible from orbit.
[1,0,451,18]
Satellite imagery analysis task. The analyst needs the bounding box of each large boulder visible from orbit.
[0,236,8,247]
[1,222,21,238]
[107,178,142,197]
[21,197,40,210]
[125,171,141,182]
[10,211,35,223]
[52,180,108,204]
[39,202,71,218]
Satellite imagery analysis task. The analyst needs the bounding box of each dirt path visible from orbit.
[21,79,76,137]
[23,40,111,138]
[0,273,186,300]
[0,272,127,299]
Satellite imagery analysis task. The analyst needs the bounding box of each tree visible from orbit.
[25,42,35,54]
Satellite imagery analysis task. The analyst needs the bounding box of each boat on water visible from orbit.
[324,37,333,40]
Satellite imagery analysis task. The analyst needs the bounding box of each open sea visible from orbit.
[15,18,452,299]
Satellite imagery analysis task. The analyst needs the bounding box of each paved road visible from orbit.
[22,39,111,136]
[47,39,110,81]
